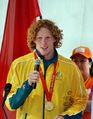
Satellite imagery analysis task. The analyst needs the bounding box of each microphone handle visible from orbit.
[32,65,39,89]
[34,65,39,71]
[2,95,7,108]
[32,82,36,89]
[2,107,8,119]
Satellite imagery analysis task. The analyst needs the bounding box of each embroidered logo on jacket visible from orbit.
[56,72,62,80]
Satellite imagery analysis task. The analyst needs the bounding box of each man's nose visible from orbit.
[41,39,47,44]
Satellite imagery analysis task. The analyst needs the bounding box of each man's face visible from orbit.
[72,54,92,81]
[34,27,56,60]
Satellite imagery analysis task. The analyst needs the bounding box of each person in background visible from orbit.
[5,19,87,119]
[70,46,92,119]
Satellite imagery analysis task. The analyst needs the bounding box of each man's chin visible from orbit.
[40,51,47,55]
[39,52,46,57]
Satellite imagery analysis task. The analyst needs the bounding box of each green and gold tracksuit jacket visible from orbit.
[5,50,87,119]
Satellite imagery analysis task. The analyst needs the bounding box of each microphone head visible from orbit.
[2,83,12,108]
[4,83,12,93]
[34,59,41,65]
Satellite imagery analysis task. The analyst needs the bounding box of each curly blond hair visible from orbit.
[27,19,63,51]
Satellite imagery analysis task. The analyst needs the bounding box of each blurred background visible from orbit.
[0,0,93,59]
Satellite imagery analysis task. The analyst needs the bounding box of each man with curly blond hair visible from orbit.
[5,19,87,119]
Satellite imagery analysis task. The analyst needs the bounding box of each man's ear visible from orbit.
[33,40,36,43]
[54,39,56,43]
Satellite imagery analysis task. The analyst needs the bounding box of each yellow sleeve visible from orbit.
[5,61,20,111]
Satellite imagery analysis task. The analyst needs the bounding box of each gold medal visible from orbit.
[45,101,54,111]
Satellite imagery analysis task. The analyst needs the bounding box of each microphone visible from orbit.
[2,83,12,108]
[32,59,41,89]
[2,83,12,119]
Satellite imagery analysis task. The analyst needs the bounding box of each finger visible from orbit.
[29,79,39,84]
[29,71,40,75]
[29,75,40,81]
[29,72,40,78]
[28,76,39,83]
[28,78,39,85]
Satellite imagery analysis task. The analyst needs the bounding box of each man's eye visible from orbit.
[46,36,51,40]
[38,37,42,40]
[37,37,42,41]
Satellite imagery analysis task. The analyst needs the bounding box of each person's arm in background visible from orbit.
[85,63,93,112]
[85,100,91,112]
[85,77,92,112]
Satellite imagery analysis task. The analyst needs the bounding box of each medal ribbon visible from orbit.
[34,51,57,101]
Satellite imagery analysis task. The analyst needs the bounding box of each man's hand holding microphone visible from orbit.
[28,59,41,88]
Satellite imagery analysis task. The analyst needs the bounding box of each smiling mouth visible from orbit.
[42,47,48,50]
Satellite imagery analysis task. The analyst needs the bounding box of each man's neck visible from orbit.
[44,52,54,60]
[36,49,58,61]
